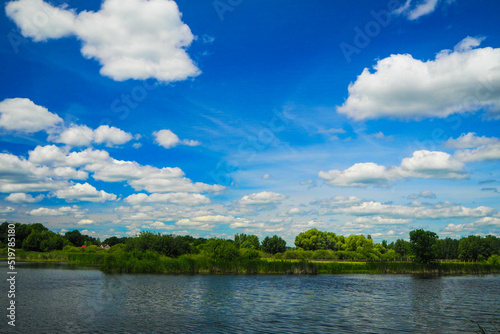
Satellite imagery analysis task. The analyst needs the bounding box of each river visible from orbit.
[1,262,499,333]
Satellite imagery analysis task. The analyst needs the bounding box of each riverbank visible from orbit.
[4,250,500,275]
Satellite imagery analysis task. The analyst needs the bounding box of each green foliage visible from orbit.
[240,248,260,259]
[435,237,459,259]
[125,231,193,257]
[65,229,99,247]
[22,230,67,252]
[381,249,401,261]
[103,236,128,246]
[234,233,260,249]
[202,238,240,261]
[345,234,373,252]
[391,239,411,257]
[311,249,336,260]
[459,235,483,261]
[294,229,340,251]
[262,235,286,254]
[486,254,500,267]
[409,229,438,264]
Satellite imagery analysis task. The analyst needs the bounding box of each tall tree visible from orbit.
[295,229,339,251]
[409,229,438,264]
[262,235,286,254]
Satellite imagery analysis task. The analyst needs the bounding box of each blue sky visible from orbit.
[0,0,499,243]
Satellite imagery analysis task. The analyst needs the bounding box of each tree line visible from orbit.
[1,222,499,264]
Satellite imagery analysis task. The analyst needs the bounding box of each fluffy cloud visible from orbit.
[331,200,494,219]
[313,196,363,207]
[124,192,210,206]
[64,148,110,167]
[393,0,440,21]
[0,98,62,133]
[239,191,286,205]
[6,0,200,82]
[337,37,500,120]
[442,217,500,235]
[176,215,250,231]
[446,133,500,162]
[54,183,117,202]
[319,150,466,187]
[28,145,68,165]
[399,150,466,179]
[445,132,499,149]
[0,207,15,214]
[5,193,44,203]
[319,163,397,187]
[153,129,200,149]
[85,158,222,193]
[50,125,133,147]
[92,125,133,147]
[153,129,179,148]
[28,146,223,194]
[28,205,83,216]
[77,219,94,225]
[351,216,411,225]
[51,125,94,146]
[141,221,176,230]
[0,152,79,193]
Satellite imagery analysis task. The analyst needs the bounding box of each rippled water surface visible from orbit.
[1,262,499,333]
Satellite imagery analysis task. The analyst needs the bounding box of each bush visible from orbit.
[240,248,260,260]
[311,249,335,260]
[487,254,500,267]
[202,238,240,261]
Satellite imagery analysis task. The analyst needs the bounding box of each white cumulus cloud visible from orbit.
[93,125,133,147]
[28,205,83,216]
[319,150,467,187]
[337,37,500,120]
[124,192,210,206]
[446,133,500,162]
[6,0,200,82]
[5,193,44,203]
[0,98,62,133]
[239,191,286,205]
[153,129,200,149]
[50,125,133,147]
[54,183,117,202]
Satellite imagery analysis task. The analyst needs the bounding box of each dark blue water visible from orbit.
[1,262,499,333]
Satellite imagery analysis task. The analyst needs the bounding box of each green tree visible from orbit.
[262,235,286,254]
[393,239,410,257]
[234,233,260,249]
[202,238,239,261]
[409,229,438,264]
[103,236,128,246]
[23,230,63,251]
[345,235,373,252]
[435,238,459,259]
[294,229,338,251]
[458,235,483,261]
